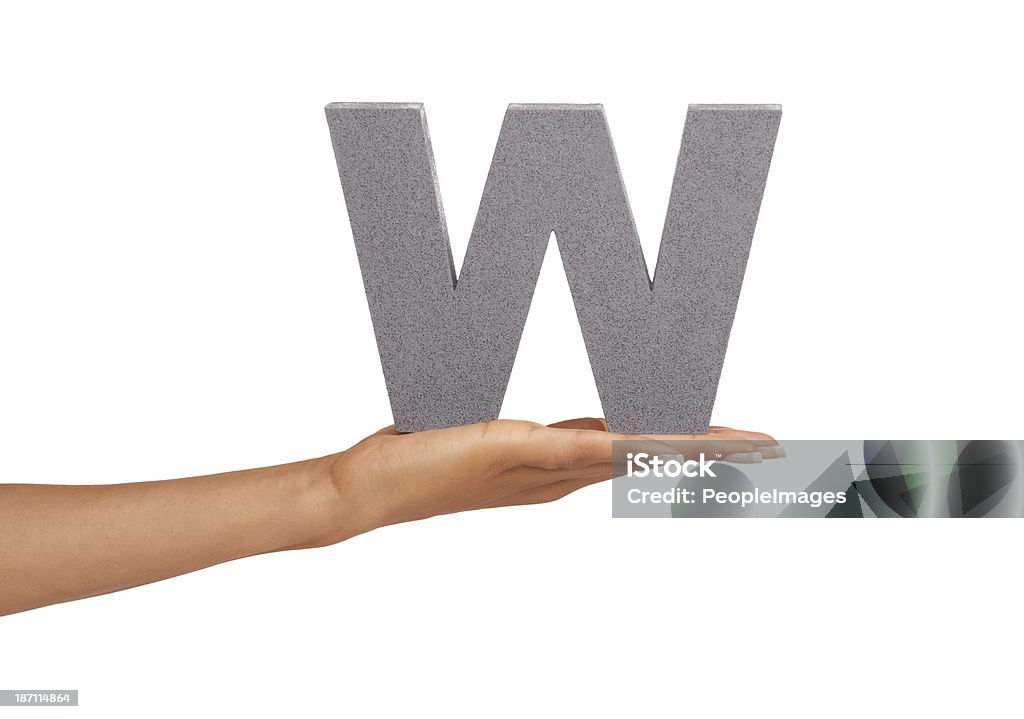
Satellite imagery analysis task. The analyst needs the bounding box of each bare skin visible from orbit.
[0,418,777,616]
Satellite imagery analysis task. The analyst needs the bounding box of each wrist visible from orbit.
[231,454,357,554]
[284,451,375,549]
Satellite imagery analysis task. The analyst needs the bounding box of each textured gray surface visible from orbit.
[326,103,780,433]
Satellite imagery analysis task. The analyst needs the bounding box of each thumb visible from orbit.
[547,417,609,431]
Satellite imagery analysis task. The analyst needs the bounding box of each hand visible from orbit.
[0,417,777,615]
[314,418,779,543]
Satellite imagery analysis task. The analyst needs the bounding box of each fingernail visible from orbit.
[759,446,786,459]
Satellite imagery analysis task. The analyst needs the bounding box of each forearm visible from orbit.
[0,455,345,616]
[0,420,775,617]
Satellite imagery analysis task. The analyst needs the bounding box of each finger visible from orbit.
[479,471,611,509]
[547,417,608,431]
[721,451,766,463]
[492,443,776,509]
[591,422,775,447]
[502,437,768,491]
[432,461,613,515]
[486,437,780,508]
[636,430,768,444]
[545,420,763,444]
[516,424,771,472]
[589,422,762,444]
[512,426,617,470]
[708,426,778,446]
[500,462,614,487]
[514,427,693,472]
[631,429,780,460]
[603,432,759,459]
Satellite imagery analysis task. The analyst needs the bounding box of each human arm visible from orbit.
[0,418,776,616]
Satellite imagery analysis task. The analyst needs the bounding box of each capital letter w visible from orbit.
[326,103,780,433]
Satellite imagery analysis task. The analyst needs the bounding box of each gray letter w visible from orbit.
[325,103,780,433]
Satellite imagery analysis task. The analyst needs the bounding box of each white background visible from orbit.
[2,1,1022,716]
